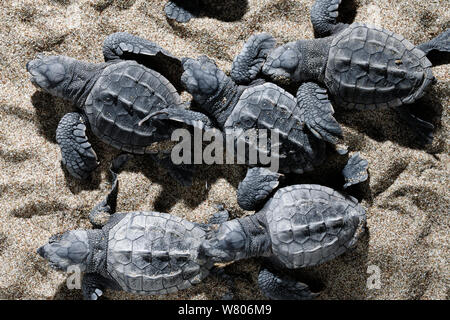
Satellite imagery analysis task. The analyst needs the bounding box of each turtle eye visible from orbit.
[49,233,63,243]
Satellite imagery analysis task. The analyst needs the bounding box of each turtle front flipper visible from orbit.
[257,267,319,300]
[296,82,342,145]
[139,106,214,131]
[56,112,98,180]
[237,167,282,211]
[310,0,348,37]
[164,0,198,23]
[342,152,369,189]
[417,28,450,65]
[231,33,277,84]
[140,106,215,186]
[102,32,183,90]
[396,107,434,146]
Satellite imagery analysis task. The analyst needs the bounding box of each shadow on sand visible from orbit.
[166,0,249,23]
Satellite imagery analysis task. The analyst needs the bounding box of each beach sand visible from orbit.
[0,0,448,299]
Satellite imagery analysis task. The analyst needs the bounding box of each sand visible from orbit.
[0,0,448,300]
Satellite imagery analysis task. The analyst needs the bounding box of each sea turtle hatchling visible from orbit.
[201,167,367,299]
[37,157,229,299]
[152,53,369,192]
[27,32,212,185]
[232,0,450,145]
[37,158,365,300]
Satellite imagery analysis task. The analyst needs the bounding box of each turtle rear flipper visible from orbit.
[56,112,99,180]
[149,152,195,187]
[342,152,369,189]
[88,154,131,228]
[310,0,348,37]
[164,0,198,23]
[231,33,276,84]
[296,82,342,145]
[257,267,319,300]
[396,107,434,146]
[102,32,183,90]
[418,28,450,65]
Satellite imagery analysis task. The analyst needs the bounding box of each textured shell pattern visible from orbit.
[324,23,434,110]
[84,60,181,154]
[106,211,210,295]
[263,184,366,269]
[223,83,325,171]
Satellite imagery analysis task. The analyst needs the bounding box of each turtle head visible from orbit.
[27,55,71,97]
[199,220,247,263]
[37,230,90,272]
[27,54,102,104]
[262,44,301,84]
[181,56,228,105]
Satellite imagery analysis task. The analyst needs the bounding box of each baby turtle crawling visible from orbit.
[37,157,226,299]
[202,167,367,299]
[233,0,450,145]
[27,32,211,185]
[153,54,368,190]
[37,159,365,300]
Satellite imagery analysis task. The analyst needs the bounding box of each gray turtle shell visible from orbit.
[261,184,366,268]
[324,23,434,110]
[106,211,211,295]
[84,60,182,154]
[223,83,325,173]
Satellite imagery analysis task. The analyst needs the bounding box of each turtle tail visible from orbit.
[418,28,450,66]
